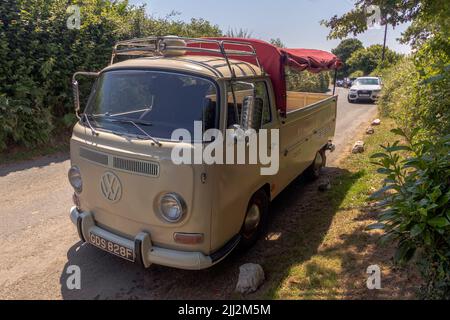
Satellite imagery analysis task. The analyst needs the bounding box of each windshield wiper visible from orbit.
[82,114,99,136]
[106,118,162,147]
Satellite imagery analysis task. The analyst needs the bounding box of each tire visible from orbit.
[239,189,269,249]
[348,96,355,103]
[305,149,326,181]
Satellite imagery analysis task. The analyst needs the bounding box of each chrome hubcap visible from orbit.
[243,204,261,238]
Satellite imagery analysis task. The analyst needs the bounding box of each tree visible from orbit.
[270,38,285,48]
[321,1,424,41]
[225,28,252,38]
[331,38,364,78]
[0,0,223,151]
[321,1,449,67]
[349,70,364,78]
[346,44,402,76]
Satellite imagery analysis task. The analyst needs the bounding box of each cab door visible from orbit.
[210,79,275,251]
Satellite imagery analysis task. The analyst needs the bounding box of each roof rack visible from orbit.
[110,36,263,78]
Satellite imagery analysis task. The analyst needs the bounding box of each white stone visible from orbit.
[372,119,381,126]
[352,141,365,154]
[366,126,375,134]
[235,263,265,294]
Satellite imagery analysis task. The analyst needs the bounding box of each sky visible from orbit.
[128,0,411,54]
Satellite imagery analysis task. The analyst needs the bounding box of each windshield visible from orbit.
[355,78,380,85]
[85,70,218,140]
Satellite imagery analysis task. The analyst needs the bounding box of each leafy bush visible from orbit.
[0,0,221,152]
[378,57,450,142]
[370,130,450,299]
[349,70,364,78]
[0,95,53,150]
[346,44,402,76]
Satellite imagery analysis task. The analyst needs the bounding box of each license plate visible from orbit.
[359,94,370,97]
[89,233,135,262]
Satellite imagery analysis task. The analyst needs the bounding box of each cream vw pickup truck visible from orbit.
[69,36,341,269]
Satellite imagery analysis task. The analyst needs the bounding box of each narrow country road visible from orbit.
[0,88,377,299]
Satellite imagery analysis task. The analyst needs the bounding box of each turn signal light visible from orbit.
[173,233,204,245]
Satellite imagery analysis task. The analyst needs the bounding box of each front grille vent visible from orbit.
[79,148,109,166]
[113,156,159,177]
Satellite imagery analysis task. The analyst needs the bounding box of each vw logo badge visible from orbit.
[100,171,122,202]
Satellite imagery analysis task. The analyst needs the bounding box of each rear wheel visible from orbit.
[305,149,326,181]
[239,189,269,249]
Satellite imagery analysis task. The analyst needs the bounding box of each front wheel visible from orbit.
[239,189,269,249]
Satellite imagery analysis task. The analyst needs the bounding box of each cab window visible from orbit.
[226,80,272,128]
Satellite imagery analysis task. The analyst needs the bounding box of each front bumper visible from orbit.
[70,206,239,270]
[348,93,379,101]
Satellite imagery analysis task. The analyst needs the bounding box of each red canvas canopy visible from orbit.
[187,38,342,115]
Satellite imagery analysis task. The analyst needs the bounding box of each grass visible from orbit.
[250,117,420,300]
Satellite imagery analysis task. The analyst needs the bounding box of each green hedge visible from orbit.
[378,57,450,142]
[373,45,449,299]
[0,0,221,151]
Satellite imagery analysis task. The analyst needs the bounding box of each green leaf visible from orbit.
[367,223,385,230]
[386,145,411,152]
[428,187,442,202]
[390,128,406,137]
[403,158,421,169]
[394,241,416,263]
[370,152,389,159]
[370,184,397,200]
[377,168,392,175]
[437,191,450,207]
[427,216,450,228]
[424,230,432,246]
[378,209,397,222]
[410,224,424,237]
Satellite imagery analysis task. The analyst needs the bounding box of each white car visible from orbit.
[347,77,382,103]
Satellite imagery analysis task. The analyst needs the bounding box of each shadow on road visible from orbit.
[59,166,358,300]
[0,153,69,177]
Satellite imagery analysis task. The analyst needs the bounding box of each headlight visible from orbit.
[68,166,83,193]
[349,89,357,93]
[160,193,187,223]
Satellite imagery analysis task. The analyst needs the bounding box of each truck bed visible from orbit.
[286,91,331,112]
[274,91,337,198]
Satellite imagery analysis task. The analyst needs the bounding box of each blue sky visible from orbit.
[129,0,411,54]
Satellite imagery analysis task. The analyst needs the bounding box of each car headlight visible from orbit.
[160,193,187,223]
[68,166,83,193]
[349,89,357,93]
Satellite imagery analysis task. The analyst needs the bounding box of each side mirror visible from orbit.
[72,80,81,118]
[72,71,99,119]
[241,96,263,131]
